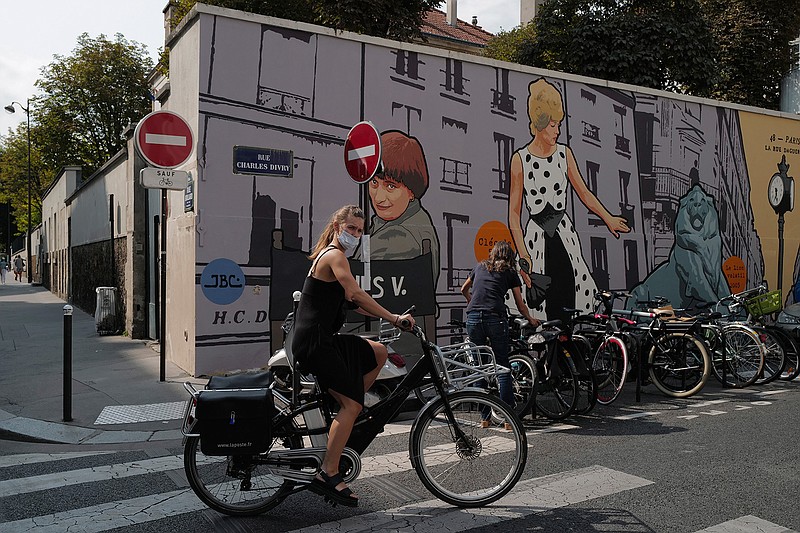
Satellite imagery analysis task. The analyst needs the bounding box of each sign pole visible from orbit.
[134,110,194,383]
[160,190,167,382]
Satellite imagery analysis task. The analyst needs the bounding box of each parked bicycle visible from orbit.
[721,284,799,383]
[507,315,597,420]
[181,313,527,514]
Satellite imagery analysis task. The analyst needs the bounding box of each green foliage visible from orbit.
[34,33,154,175]
[0,33,153,231]
[0,122,43,233]
[169,0,442,41]
[701,0,800,109]
[484,0,800,110]
[483,24,537,64]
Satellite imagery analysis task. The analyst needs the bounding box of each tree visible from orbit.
[34,33,154,176]
[0,33,153,232]
[0,122,44,234]
[701,0,800,109]
[487,0,718,97]
[168,0,443,42]
[484,0,800,110]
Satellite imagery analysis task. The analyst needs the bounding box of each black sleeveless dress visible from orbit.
[290,247,377,405]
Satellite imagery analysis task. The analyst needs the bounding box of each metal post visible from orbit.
[777,213,785,294]
[63,305,73,421]
[25,99,31,284]
[160,190,167,382]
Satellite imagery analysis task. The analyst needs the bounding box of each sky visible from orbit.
[0,0,519,137]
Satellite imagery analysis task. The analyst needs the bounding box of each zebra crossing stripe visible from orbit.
[0,465,652,533]
[693,515,796,533]
[0,455,195,497]
[0,452,116,468]
[285,465,653,533]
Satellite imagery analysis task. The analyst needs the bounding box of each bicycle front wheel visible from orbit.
[592,336,628,405]
[184,421,302,516]
[709,324,764,388]
[648,332,710,398]
[409,390,527,507]
[753,327,787,385]
[536,348,579,420]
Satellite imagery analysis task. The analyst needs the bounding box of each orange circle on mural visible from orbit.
[722,256,747,294]
[474,221,515,262]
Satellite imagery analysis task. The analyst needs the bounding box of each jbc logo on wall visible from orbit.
[201,258,268,325]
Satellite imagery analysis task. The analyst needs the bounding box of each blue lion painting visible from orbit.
[629,185,731,309]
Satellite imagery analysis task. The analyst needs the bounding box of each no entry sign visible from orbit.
[134,110,194,169]
[344,121,381,183]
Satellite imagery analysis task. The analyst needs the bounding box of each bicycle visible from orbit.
[723,284,798,384]
[632,296,765,389]
[508,316,596,420]
[617,302,711,399]
[181,314,528,515]
[569,292,632,406]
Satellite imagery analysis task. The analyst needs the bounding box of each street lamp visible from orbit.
[4,99,32,284]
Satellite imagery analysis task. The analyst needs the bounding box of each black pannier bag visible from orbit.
[195,372,274,456]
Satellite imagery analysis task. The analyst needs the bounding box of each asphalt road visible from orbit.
[1,378,798,533]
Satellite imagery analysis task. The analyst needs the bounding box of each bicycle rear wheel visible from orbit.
[570,341,597,415]
[535,347,578,420]
[772,328,800,381]
[591,336,628,405]
[753,327,786,385]
[709,324,764,388]
[409,390,527,507]
[648,332,710,398]
[184,423,302,516]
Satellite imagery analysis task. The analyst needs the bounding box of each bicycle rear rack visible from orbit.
[431,342,508,390]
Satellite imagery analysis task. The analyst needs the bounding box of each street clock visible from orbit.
[768,155,795,214]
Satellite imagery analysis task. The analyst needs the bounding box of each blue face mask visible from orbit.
[338,230,360,252]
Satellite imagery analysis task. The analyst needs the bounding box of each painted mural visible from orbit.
[188,11,799,375]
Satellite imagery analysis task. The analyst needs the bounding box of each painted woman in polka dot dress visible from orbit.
[508,78,629,321]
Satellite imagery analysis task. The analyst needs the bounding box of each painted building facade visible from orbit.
[33,4,800,377]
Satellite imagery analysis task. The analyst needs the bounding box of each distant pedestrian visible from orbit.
[13,255,24,282]
[0,257,7,284]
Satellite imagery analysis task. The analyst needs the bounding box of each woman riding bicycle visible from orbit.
[291,204,414,507]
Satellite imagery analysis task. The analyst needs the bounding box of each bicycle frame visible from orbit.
[183,325,484,482]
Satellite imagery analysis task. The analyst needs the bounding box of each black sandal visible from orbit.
[309,470,359,507]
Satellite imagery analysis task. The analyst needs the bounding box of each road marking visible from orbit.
[758,390,789,396]
[94,401,186,424]
[0,451,116,468]
[0,457,650,533]
[701,409,727,416]
[692,399,729,408]
[0,455,189,497]
[286,465,653,533]
[693,515,797,532]
[612,411,660,420]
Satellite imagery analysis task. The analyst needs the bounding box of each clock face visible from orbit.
[769,174,784,207]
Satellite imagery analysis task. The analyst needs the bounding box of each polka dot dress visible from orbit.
[516,144,597,317]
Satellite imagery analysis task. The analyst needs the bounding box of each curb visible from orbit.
[0,408,182,445]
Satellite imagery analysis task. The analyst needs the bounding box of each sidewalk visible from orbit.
[0,281,203,445]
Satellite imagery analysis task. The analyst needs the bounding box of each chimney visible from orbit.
[520,0,546,27]
[447,0,458,27]
[472,16,478,25]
